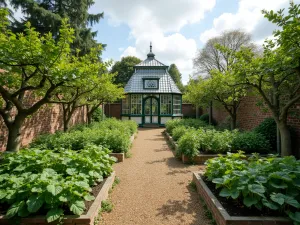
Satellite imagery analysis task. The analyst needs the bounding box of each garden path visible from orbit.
[100,128,209,225]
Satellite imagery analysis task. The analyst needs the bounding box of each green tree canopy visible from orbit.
[111,56,142,87]
[168,64,185,92]
[0,9,106,151]
[8,0,103,55]
[227,3,300,156]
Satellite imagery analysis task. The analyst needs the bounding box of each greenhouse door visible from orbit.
[144,97,159,124]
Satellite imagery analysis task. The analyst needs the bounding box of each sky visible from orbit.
[89,0,300,84]
[8,0,300,84]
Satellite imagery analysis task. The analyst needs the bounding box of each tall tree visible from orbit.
[229,3,300,156]
[85,73,124,124]
[0,10,104,151]
[189,30,254,128]
[8,0,103,55]
[168,64,185,92]
[111,56,142,87]
[194,30,255,76]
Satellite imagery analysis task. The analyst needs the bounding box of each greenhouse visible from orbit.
[121,44,182,126]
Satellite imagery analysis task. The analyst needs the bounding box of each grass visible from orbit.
[188,181,197,192]
[199,197,217,225]
[101,200,113,213]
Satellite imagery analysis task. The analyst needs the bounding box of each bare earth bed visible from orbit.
[100,128,210,225]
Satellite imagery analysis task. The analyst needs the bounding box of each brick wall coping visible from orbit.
[0,171,116,225]
[193,172,292,225]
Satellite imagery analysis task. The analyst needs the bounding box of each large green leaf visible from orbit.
[46,208,64,223]
[270,193,285,205]
[47,184,63,196]
[262,198,279,210]
[70,200,85,215]
[285,198,300,209]
[84,194,95,201]
[0,189,7,199]
[6,201,25,218]
[243,196,259,207]
[212,178,224,184]
[248,184,265,195]
[27,195,44,213]
[288,212,300,223]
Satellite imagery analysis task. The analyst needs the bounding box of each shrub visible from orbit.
[0,145,115,223]
[177,130,202,158]
[199,113,217,126]
[92,107,105,122]
[200,129,238,153]
[232,131,271,154]
[172,126,193,142]
[165,118,208,135]
[31,119,137,153]
[254,117,277,151]
[204,153,300,224]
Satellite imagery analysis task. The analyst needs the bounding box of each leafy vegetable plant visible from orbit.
[205,152,300,224]
[0,145,115,223]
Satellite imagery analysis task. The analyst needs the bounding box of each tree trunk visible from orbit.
[278,122,292,156]
[230,113,237,130]
[209,101,213,125]
[6,115,25,152]
[87,111,92,124]
[63,117,71,132]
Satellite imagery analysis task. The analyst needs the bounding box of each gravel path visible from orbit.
[100,128,209,225]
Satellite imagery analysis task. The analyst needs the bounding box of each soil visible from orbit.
[202,176,286,217]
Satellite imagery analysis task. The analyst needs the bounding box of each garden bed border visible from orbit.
[109,133,136,162]
[192,172,292,225]
[0,172,116,225]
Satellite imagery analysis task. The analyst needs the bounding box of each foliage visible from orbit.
[101,200,113,213]
[232,131,271,154]
[8,0,103,56]
[0,9,106,151]
[199,114,217,126]
[228,3,300,155]
[176,130,201,158]
[110,56,142,86]
[254,118,277,151]
[0,145,115,222]
[31,119,138,153]
[204,152,300,224]
[92,107,105,122]
[176,126,271,157]
[168,64,185,92]
[172,126,194,142]
[165,119,209,135]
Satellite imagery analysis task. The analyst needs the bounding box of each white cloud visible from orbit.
[200,0,292,44]
[118,47,124,52]
[91,0,216,84]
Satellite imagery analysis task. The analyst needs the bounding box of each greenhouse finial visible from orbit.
[150,42,152,53]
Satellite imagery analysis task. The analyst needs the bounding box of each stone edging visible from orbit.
[192,172,292,225]
[0,172,116,225]
[109,133,136,162]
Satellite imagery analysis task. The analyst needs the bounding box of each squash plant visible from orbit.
[0,144,115,223]
[205,152,300,224]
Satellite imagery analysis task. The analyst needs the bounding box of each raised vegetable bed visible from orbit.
[192,172,292,225]
[109,133,136,162]
[0,172,116,225]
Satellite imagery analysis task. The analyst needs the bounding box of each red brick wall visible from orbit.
[211,96,300,157]
[0,104,86,151]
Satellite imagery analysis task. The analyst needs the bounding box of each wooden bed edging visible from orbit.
[192,172,292,225]
[0,172,116,225]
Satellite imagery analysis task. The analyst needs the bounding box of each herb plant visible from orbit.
[0,145,115,223]
[205,152,300,224]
